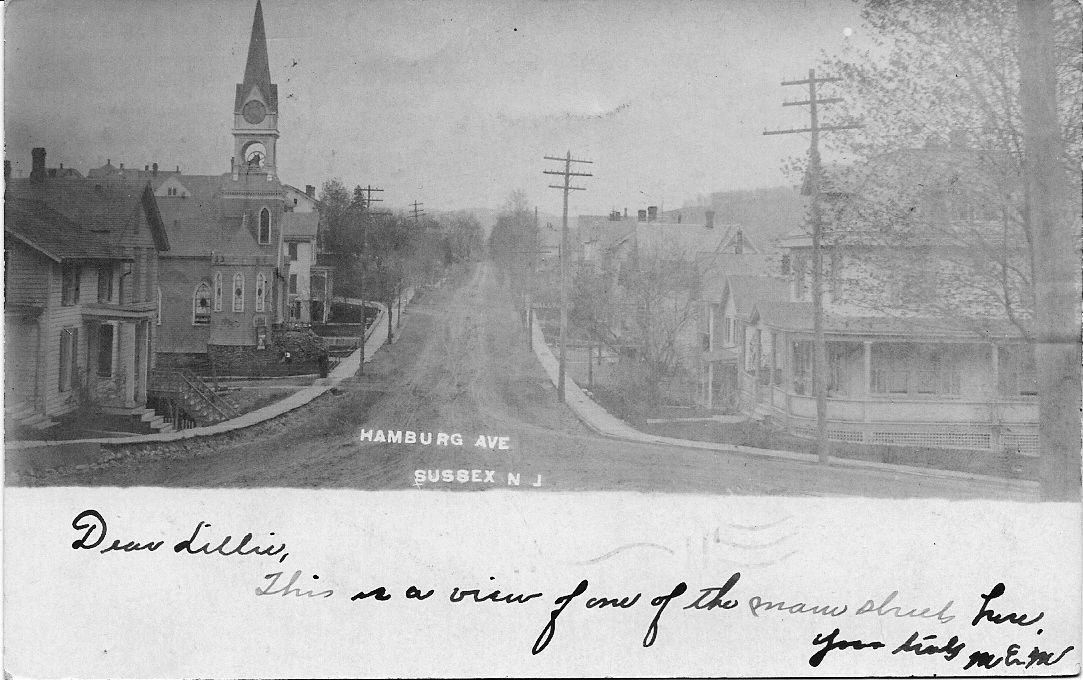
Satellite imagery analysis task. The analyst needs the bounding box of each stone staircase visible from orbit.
[148,369,241,428]
[135,407,175,434]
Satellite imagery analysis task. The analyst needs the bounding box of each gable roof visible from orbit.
[4,199,129,262]
[152,174,266,258]
[722,275,791,319]
[5,177,169,256]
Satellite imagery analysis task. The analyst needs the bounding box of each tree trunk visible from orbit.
[1016,0,1082,501]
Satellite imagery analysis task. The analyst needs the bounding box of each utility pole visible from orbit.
[1016,0,1081,501]
[410,200,426,221]
[354,185,385,377]
[544,151,593,403]
[764,69,860,464]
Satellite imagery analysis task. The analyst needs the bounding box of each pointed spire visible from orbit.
[242,1,271,89]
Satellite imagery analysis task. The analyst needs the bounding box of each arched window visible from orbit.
[255,272,266,312]
[259,208,270,244]
[213,272,223,311]
[193,283,211,325]
[232,273,245,312]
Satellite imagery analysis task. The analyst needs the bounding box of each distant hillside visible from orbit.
[676,186,806,246]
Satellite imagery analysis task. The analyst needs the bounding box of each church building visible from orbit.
[145,0,322,369]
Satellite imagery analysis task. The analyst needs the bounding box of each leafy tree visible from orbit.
[822,0,1082,497]
[821,0,1081,336]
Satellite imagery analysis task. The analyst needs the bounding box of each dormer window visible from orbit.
[259,208,270,244]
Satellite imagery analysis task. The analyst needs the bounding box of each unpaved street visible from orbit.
[22,263,1027,498]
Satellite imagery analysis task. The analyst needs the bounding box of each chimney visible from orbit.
[705,210,715,229]
[623,207,628,219]
[637,209,647,222]
[152,162,158,177]
[306,184,315,198]
[647,206,658,222]
[145,164,150,172]
[734,229,744,254]
[30,147,46,182]
[176,165,180,173]
[119,162,125,170]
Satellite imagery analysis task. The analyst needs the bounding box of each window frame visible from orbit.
[58,326,79,391]
[255,272,267,312]
[97,263,114,303]
[97,322,115,378]
[258,208,271,244]
[61,262,81,306]
[232,273,245,313]
[193,282,212,325]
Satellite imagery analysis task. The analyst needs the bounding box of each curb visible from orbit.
[528,323,1038,495]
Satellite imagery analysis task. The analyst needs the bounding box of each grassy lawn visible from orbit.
[223,386,304,415]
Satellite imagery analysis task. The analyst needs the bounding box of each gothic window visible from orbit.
[213,272,223,311]
[255,272,267,312]
[232,273,245,312]
[193,283,212,325]
[259,208,270,244]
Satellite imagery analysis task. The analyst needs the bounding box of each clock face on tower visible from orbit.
[242,100,267,125]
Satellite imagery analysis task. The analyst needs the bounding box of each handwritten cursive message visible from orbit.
[68,509,1076,672]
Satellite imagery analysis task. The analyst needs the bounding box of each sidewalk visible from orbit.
[7,290,413,454]
[529,321,1039,495]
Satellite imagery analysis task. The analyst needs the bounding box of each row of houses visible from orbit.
[4,1,334,438]
[576,138,1040,457]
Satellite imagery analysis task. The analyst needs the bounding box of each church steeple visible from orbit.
[242,0,272,98]
[232,0,279,179]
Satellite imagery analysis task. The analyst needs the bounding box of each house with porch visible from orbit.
[4,149,172,437]
[701,143,1039,456]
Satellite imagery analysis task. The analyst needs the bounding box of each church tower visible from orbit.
[232,0,279,180]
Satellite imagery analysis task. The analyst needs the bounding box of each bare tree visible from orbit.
[574,243,702,409]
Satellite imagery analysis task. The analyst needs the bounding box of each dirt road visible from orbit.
[22,262,1028,498]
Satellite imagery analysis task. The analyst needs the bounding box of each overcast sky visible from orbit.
[4,0,874,215]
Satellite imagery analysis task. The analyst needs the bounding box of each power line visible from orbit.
[543,151,593,403]
[764,68,861,464]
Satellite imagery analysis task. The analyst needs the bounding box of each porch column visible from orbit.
[122,321,137,407]
[989,343,1002,452]
[135,321,149,405]
[770,331,778,392]
[862,341,873,443]
[863,341,873,396]
[707,362,714,409]
[753,328,761,401]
